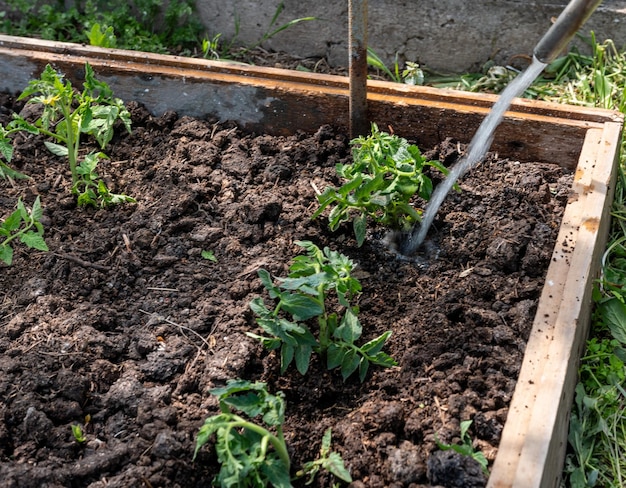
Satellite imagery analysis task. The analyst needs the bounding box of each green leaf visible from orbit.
[201,250,217,262]
[326,343,345,370]
[209,379,266,398]
[361,330,392,355]
[20,231,48,251]
[325,451,353,482]
[280,293,324,321]
[257,268,281,299]
[16,198,28,220]
[0,161,29,180]
[294,343,313,375]
[281,343,295,373]
[260,457,292,488]
[0,244,13,265]
[71,424,87,443]
[245,332,281,350]
[340,348,360,380]
[358,357,370,382]
[249,297,271,317]
[254,315,306,347]
[321,428,332,454]
[0,135,14,162]
[600,298,626,344]
[77,189,97,207]
[2,208,22,233]
[334,309,362,343]
[368,349,398,368]
[279,272,327,294]
[31,196,44,221]
[222,391,266,417]
[44,141,69,157]
[353,213,367,247]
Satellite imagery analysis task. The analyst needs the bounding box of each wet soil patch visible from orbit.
[0,92,572,487]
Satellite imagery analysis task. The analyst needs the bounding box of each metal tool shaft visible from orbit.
[534,0,603,63]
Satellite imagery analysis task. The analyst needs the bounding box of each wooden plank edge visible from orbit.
[0,34,620,125]
[486,129,602,487]
[487,121,622,488]
[1,39,622,168]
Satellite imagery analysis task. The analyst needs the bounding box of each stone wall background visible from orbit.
[196,0,626,72]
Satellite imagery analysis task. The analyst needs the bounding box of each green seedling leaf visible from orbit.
[20,231,49,251]
[15,63,133,206]
[0,161,29,181]
[280,293,323,321]
[313,123,449,246]
[296,428,352,484]
[87,23,117,48]
[353,213,367,247]
[325,451,353,482]
[44,141,69,157]
[0,244,13,266]
[258,268,281,299]
[599,298,626,344]
[201,250,217,262]
[195,380,292,486]
[249,241,394,381]
[340,348,360,381]
[436,420,489,476]
[361,330,393,356]
[334,309,362,343]
[2,208,23,233]
[294,343,313,375]
[1,196,48,266]
[326,343,345,371]
[0,135,13,162]
[71,424,87,443]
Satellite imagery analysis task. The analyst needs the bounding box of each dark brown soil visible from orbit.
[0,91,572,488]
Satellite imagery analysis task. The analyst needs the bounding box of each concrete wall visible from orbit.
[196,0,626,73]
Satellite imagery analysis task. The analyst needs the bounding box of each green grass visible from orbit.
[1,0,205,55]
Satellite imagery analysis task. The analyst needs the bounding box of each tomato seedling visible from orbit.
[295,427,352,484]
[0,123,32,181]
[435,419,489,476]
[11,62,134,207]
[0,196,48,266]
[248,240,396,381]
[194,380,351,487]
[313,123,450,246]
[195,380,291,487]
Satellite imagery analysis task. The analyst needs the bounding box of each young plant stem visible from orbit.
[63,108,79,184]
[225,415,290,471]
[316,282,331,351]
[1,218,35,248]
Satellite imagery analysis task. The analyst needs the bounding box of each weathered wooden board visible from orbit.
[488,121,622,487]
[0,34,621,170]
[0,34,622,487]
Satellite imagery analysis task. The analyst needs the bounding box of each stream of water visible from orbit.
[399,56,548,256]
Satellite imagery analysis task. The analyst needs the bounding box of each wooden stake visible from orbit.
[349,0,369,138]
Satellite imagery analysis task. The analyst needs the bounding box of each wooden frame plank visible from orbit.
[0,34,621,169]
[488,121,622,487]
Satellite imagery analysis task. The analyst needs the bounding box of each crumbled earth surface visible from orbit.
[0,91,572,487]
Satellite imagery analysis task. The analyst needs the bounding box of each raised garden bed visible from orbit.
[0,35,623,487]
